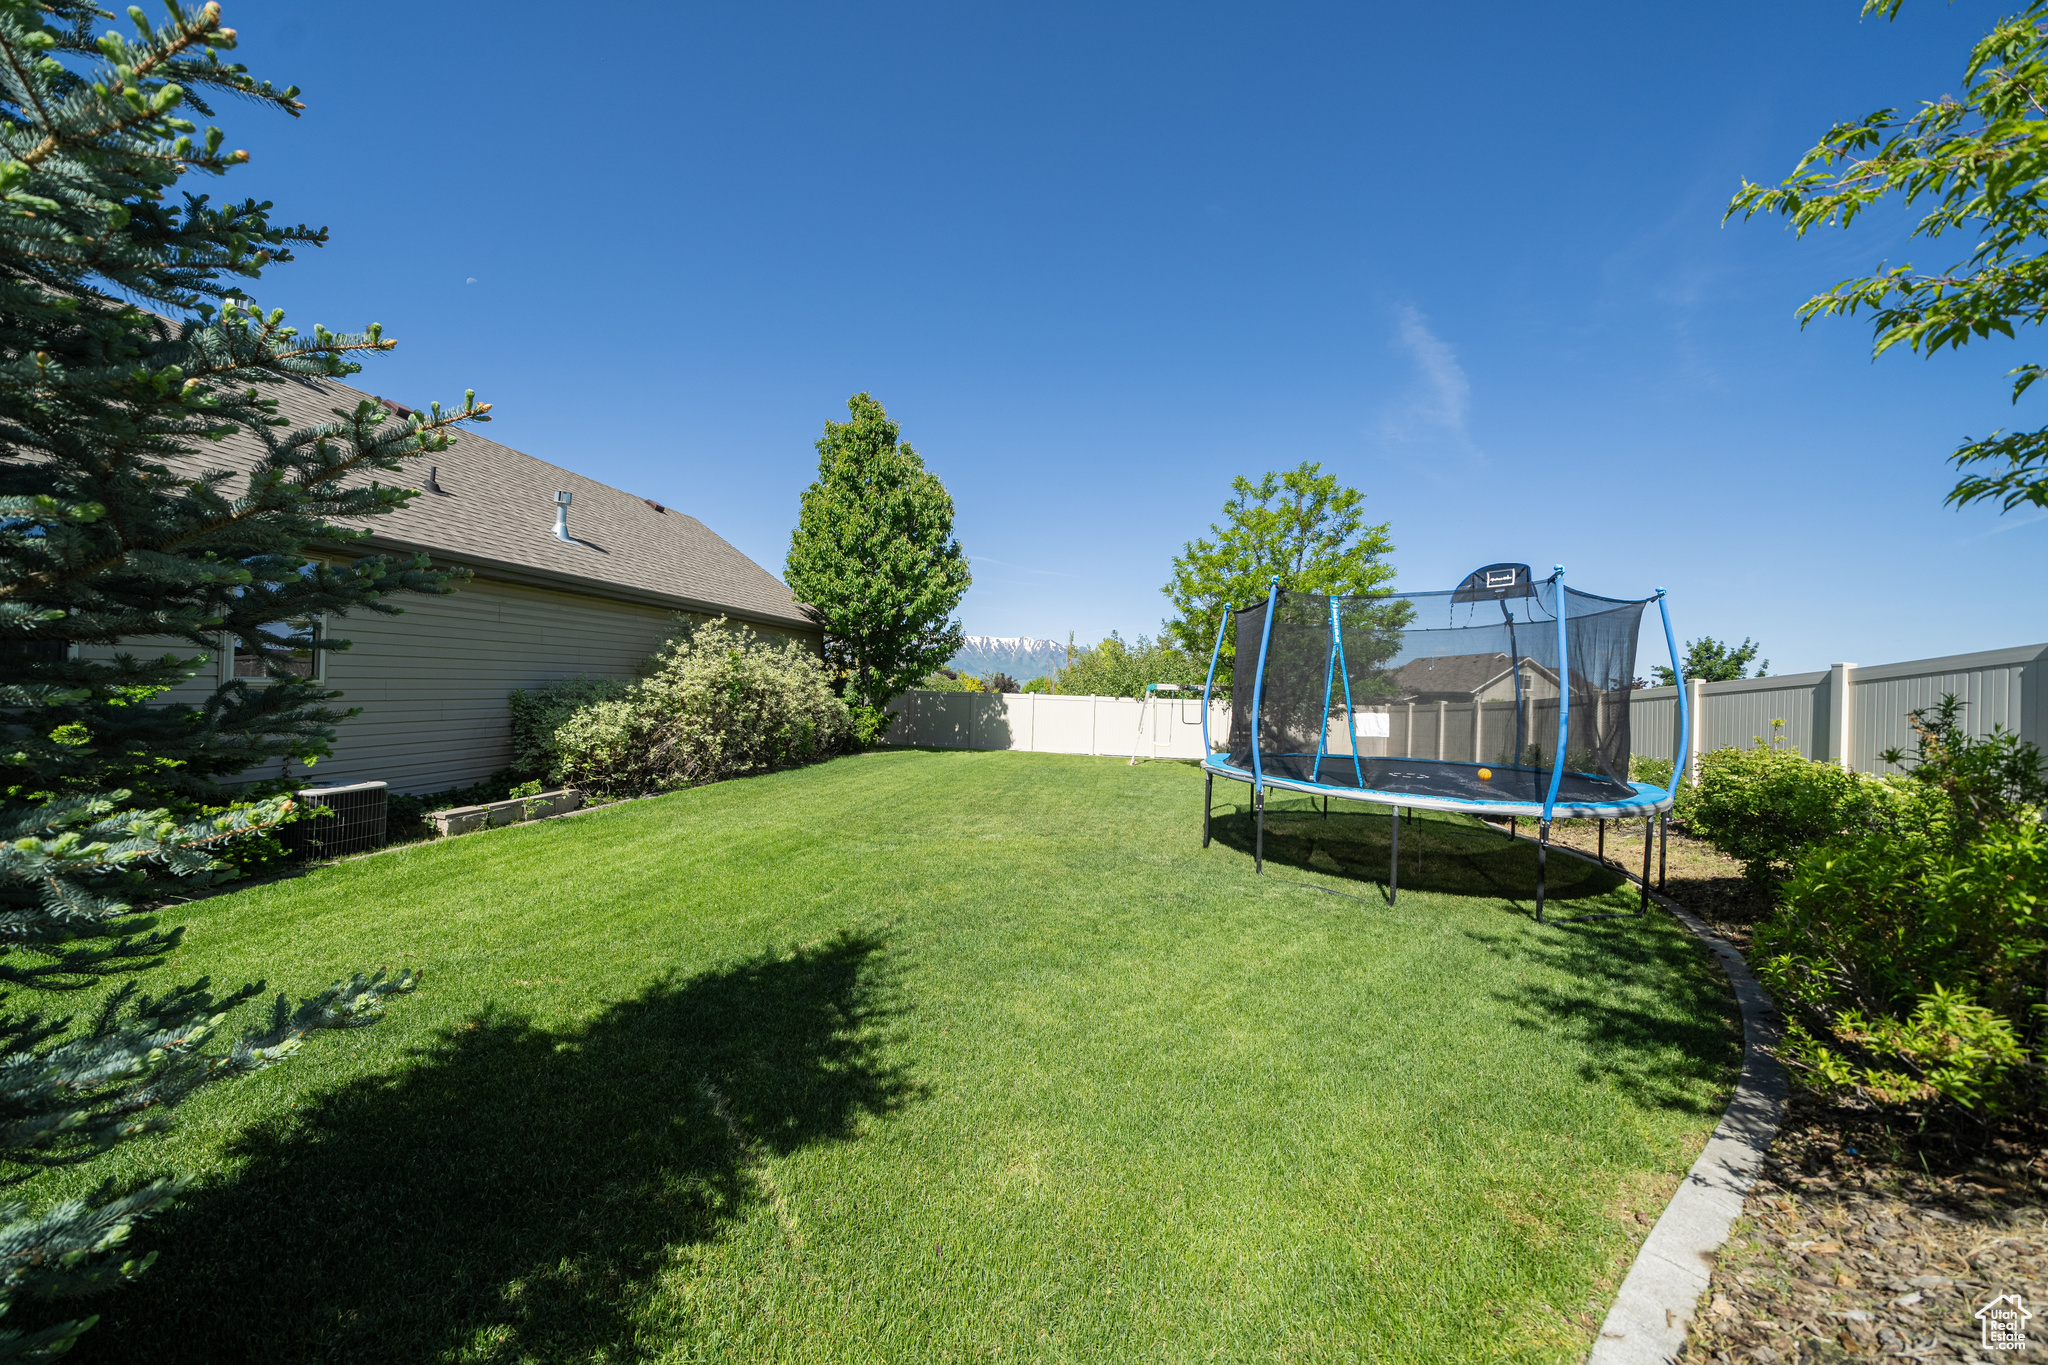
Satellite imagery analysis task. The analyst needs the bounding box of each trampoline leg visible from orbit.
[1598,818,1605,864]
[1639,814,1654,914]
[1510,816,1516,840]
[1658,813,1668,891]
[1322,795,1328,821]
[1535,819,1550,923]
[1255,788,1266,875]
[1390,804,1400,905]
[1202,773,1213,848]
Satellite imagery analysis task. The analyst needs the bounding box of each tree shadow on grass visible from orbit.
[1207,797,1633,909]
[1464,920,1743,1118]
[1212,796,1739,1115]
[70,929,917,1365]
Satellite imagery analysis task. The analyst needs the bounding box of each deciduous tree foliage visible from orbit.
[1053,632,1207,700]
[1162,461,1401,676]
[0,1,465,1351]
[785,394,969,733]
[1731,0,2048,512]
[1650,635,1768,687]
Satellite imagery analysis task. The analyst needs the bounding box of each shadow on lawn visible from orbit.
[71,929,916,1365]
[1213,798,1740,1116]
[1466,920,1742,1117]
[1207,799,1630,909]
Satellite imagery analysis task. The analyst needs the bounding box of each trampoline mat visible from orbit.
[1256,753,1635,806]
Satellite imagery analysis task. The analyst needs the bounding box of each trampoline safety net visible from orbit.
[1224,567,1650,809]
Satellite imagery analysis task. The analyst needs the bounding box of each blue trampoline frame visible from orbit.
[1195,568,1692,923]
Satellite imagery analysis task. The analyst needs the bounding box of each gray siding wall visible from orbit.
[306,578,688,793]
[88,577,820,795]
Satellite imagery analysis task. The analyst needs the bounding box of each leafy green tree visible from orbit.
[1163,461,1401,676]
[785,394,970,738]
[1730,0,2048,512]
[0,2,467,1350]
[1053,633,1208,700]
[1650,636,1768,687]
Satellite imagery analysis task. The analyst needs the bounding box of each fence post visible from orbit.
[1827,662,1857,769]
[1686,678,1704,780]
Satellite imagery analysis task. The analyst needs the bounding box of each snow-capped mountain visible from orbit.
[947,635,1068,682]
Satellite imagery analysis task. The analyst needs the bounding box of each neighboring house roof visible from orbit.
[1389,653,1559,702]
[227,378,814,633]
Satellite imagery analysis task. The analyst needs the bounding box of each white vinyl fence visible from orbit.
[885,639,2048,774]
[881,689,1230,760]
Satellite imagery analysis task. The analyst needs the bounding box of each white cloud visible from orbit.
[1974,508,2048,539]
[1379,305,1481,460]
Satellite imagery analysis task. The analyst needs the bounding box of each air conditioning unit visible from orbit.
[286,780,388,860]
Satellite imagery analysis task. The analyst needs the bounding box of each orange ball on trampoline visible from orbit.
[1477,767,1493,780]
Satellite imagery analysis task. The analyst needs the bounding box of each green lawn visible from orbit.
[58,750,1738,1364]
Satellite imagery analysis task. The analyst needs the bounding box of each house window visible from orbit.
[231,618,323,682]
[0,640,70,664]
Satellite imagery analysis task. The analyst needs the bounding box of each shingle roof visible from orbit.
[1389,652,1558,700]
[225,377,813,632]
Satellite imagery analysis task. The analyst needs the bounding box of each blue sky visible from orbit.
[220,1,2040,675]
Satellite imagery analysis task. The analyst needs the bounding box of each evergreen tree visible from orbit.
[785,393,969,737]
[0,2,475,1351]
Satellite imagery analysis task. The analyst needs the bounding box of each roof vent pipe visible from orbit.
[553,490,573,542]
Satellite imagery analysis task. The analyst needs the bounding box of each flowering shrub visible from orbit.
[552,620,849,796]
[508,676,634,780]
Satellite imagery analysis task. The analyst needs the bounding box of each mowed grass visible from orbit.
[55,750,1739,1364]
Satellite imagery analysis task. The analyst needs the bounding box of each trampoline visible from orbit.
[1198,563,1690,922]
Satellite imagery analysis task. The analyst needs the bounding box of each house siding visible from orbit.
[306,576,817,794]
[87,576,820,796]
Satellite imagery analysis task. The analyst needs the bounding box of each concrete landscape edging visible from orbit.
[1586,891,1788,1364]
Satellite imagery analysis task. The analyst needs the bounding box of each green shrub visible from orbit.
[508,676,635,780]
[1879,693,2048,839]
[1677,733,1928,883]
[1758,808,2046,1111]
[553,619,850,796]
[1754,697,2048,1114]
[1628,754,1674,790]
[1020,676,1052,695]
[847,704,893,750]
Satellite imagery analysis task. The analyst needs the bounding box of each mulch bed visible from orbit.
[1532,820,2046,1361]
[1679,1097,2044,1362]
